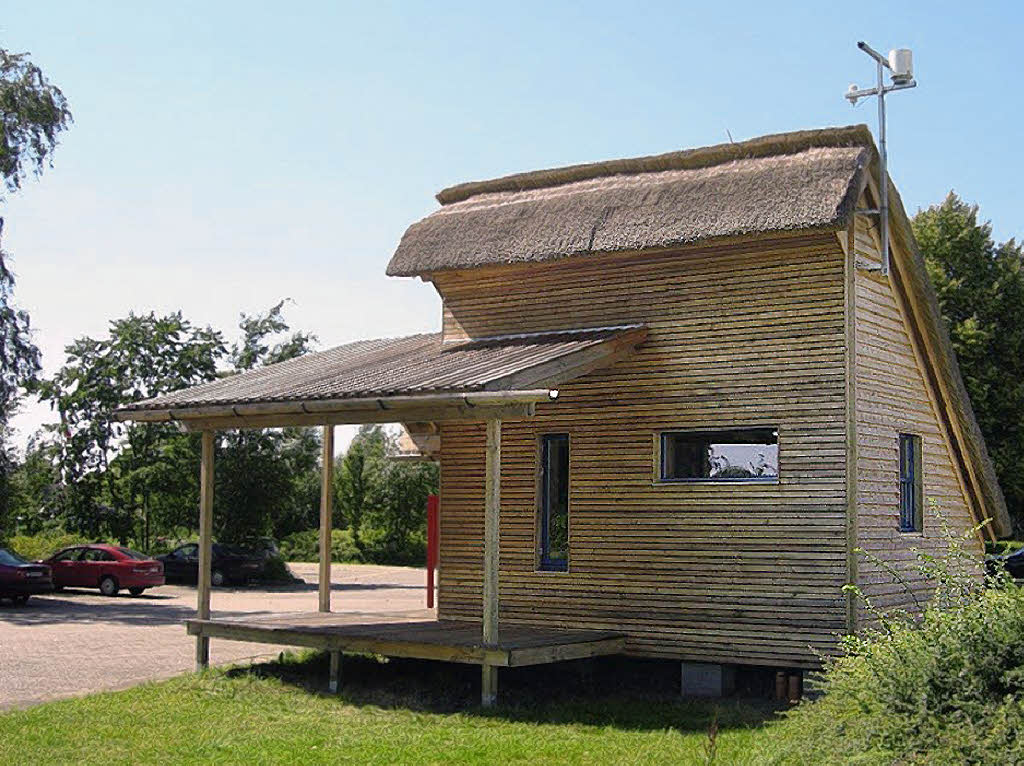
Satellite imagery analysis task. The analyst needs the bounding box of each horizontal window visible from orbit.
[659,428,779,482]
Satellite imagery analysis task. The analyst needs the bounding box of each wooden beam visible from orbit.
[481,417,501,707]
[328,652,341,694]
[187,619,511,665]
[481,665,498,707]
[117,390,553,423]
[843,220,859,635]
[482,418,501,645]
[196,430,214,671]
[176,403,536,433]
[319,425,334,613]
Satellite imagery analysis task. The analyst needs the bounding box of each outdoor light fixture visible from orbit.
[844,41,917,277]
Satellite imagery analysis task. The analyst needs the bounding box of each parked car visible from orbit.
[0,548,52,605]
[43,544,165,596]
[157,542,265,586]
[986,547,1024,580]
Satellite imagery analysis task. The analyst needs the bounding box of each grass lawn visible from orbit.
[0,653,783,765]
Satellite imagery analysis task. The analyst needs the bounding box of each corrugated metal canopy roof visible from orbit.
[117,325,647,417]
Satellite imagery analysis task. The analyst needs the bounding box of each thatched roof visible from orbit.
[387,125,874,277]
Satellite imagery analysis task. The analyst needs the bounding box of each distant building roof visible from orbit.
[387,125,873,277]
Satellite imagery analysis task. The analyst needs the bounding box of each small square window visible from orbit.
[660,429,778,482]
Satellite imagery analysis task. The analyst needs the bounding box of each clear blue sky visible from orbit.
[2,1,1021,446]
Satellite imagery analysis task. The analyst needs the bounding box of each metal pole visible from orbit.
[877,59,890,277]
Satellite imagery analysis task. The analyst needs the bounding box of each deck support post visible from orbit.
[196,430,214,671]
[319,425,334,614]
[481,418,501,706]
[328,651,342,693]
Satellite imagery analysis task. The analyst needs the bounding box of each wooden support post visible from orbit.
[481,418,501,707]
[196,430,214,671]
[328,651,341,694]
[481,664,498,707]
[319,425,334,614]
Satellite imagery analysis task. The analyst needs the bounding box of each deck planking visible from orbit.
[185,611,626,667]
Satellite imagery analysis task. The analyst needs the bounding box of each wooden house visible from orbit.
[117,124,1010,703]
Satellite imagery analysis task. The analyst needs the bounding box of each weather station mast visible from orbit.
[844,41,917,277]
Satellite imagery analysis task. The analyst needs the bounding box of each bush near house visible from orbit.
[757,527,1024,765]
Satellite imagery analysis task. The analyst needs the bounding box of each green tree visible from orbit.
[214,302,319,544]
[0,48,72,194]
[913,193,1024,535]
[336,425,438,564]
[0,48,71,536]
[337,425,389,551]
[6,433,58,536]
[38,312,225,542]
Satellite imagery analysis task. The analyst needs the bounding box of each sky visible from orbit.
[2,0,1022,452]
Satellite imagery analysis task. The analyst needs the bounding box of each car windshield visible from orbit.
[116,547,150,560]
[0,548,29,566]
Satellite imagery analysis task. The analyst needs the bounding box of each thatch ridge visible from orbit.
[436,124,874,205]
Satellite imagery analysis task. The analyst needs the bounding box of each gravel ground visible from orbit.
[0,563,432,710]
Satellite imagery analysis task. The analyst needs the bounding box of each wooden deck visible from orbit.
[186,611,626,667]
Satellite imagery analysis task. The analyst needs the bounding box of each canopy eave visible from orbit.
[114,389,556,432]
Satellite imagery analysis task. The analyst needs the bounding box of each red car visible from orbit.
[44,544,165,596]
[0,548,53,605]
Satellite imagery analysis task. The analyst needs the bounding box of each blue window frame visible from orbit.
[538,434,569,572]
[899,433,923,532]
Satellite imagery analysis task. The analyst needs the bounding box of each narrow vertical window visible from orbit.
[899,433,923,532]
[539,434,569,572]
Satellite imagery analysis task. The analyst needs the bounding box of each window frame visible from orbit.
[656,427,780,484]
[898,433,924,533]
[537,433,570,573]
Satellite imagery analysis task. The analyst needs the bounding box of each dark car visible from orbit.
[0,547,53,605]
[44,544,165,596]
[157,542,264,587]
[987,547,1024,580]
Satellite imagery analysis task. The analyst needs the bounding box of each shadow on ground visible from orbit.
[227,652,784,731]
[0,593,275,628]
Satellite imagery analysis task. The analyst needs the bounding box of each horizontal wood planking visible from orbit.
[186,614,625,667]
[853,200,982,617]
[431,233,849,668]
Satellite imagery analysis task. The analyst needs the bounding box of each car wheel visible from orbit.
[13,595,29,606]
[99,576,119,597]
[211,569,226,587]
[128,587,146,596]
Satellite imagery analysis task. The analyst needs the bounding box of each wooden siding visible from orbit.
[852,212,982,615]
[431,232,849,668]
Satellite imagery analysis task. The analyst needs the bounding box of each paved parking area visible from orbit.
[0,563,431,710]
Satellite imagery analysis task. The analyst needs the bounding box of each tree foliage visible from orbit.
[37,312,225,541]
[336,425,438,564]
[0,48,71,197]
[0,47,70,538]
[214,301,319,544]
[912,194,1024,535]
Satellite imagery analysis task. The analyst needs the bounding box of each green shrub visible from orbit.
[257,555,297,584]
[279,528,362,563]
[759,522,1024,765]
[5,530,92,561]
[987,539,1023,556]
[358,524,426,567]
